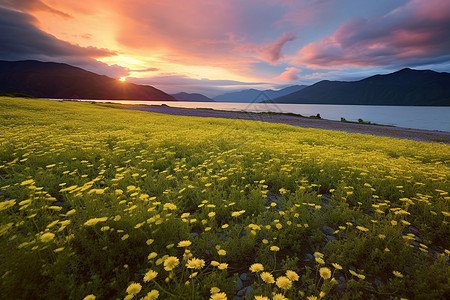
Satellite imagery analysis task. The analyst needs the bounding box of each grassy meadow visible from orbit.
[0,97,449,299]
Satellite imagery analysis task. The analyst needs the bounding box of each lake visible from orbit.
[70,100,450,132]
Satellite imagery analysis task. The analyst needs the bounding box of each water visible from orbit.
[66,99,450,132]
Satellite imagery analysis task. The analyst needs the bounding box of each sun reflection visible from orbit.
[119,77,126,82]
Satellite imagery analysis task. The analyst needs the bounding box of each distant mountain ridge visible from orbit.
[171,92,214,102]
[0,60,175,101]
[213,85,307,102]
[269,68,450,106]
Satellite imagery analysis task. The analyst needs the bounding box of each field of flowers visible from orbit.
[0,97,449,299]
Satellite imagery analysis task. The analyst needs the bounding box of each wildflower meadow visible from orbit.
[0,97,449,299]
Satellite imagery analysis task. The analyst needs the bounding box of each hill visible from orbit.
[213,85,307,102]
[171,92,214,102]
[270,68,450,106]
[0,60,175,100]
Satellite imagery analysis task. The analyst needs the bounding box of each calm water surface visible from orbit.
[72,100,450,132]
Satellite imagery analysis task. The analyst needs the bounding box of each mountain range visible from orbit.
[170,92,214,102]
[269,68,450,106]
[0,60,175,101]
[213,85,307,102]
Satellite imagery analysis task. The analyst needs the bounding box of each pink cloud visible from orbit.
[277,67,301,81]
[294,0,450,68]
[240,31,297,64]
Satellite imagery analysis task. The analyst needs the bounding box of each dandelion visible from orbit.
[211,287,221,294]
[40,232,55,243]
[141,290,159,300]
[83,295,96,300]
[143,270,158,282]
[208,212,216,217]
[186,257,206,269]
[164,256,180,271]
[270,246,280,252]
[211,261,220,267]
[319,291,326,298]
[218,249,227,256]
[177,240,192,247]
[276,276,292,290]
[307,296,318,300]
[356,226,369,232]
[249,263,264,273]
[148,252,157,260]
[319,267,331,279]
[260,272,275,284]
[218,263,228,270]
[275,223,283,230]
[210,292,227,300]
[332,263,342,270]
[273,293,288,300]
[121,234,129,240]
[286,270,299,281]
[84,217,107,226]
[126,282,142,295]
[315,257,325,265]
[393,271,404,278]
[221,224,229,229]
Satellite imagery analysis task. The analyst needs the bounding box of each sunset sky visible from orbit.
[1,0,450,96]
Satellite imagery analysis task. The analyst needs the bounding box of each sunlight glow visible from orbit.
[119,77,126,82]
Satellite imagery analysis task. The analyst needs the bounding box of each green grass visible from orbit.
[0,97,449,299]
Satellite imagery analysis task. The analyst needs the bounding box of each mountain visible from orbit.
[269,68,450,106]
[171,92,214,102]
[0,60,175,101]
[213,85,307,102]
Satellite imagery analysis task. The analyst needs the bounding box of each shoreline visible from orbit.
[107,103,450,144]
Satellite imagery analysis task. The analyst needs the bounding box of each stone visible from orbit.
[240,273,248,281]
[322,225,335,235]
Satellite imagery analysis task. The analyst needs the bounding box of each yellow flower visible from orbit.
[210,292,227,300]
[260,272,275,284]
[221,224,229,229]
[146,239,154,245]
[276,223,283,230]
[393,271,404,278]
[319,291,326,298]
[40,232,55,243]
[315,257,325,265]
[121,234,129,240]
[143,270,158,282]
[270,246,280,252]
[356,226,369,232]
[164,256,180,271]
[332,263,342,270]
[319,267,331,279]
[276,276,292,290]
[307,296,318,300]
[249,263,264,273]
[84,217,107,226]
[141,290,159,300]
[126,282,142,295]
[208,212,216,217]
[218,263,228,270]
[210,287,221,294]
[286,270,299,281]
[218,249,227,256]
[83,295,96,300]
[255,296,269,300]
[186,257,206,269]
[177,240,192,247]
[148,252,157,260]
[273,293,288,300]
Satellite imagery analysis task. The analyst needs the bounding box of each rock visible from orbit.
[322,225,335,235]
[241,230,247,237]
[245,286,254,296]
[240,273,248,281]
[409,226,420,235]
[235,278,243,290]
[190,232,198,237]
[305,253,313,261]
[325,234,337,241]
[374,278,383,286]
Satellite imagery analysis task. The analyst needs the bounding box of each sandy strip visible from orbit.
[122,105,450,144]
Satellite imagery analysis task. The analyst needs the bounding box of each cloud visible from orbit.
[129,74,269,97]
[293,0,450,68]
[0,0,71,18]
[276,67,301,81]
[243,31,298,64]
[0,7,126,77]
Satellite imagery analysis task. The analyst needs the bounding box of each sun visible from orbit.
[119,77,126,82]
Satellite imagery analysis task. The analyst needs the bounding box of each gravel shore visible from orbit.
[123,105,450,144]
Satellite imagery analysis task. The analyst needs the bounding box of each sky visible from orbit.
[1,0,450,97]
